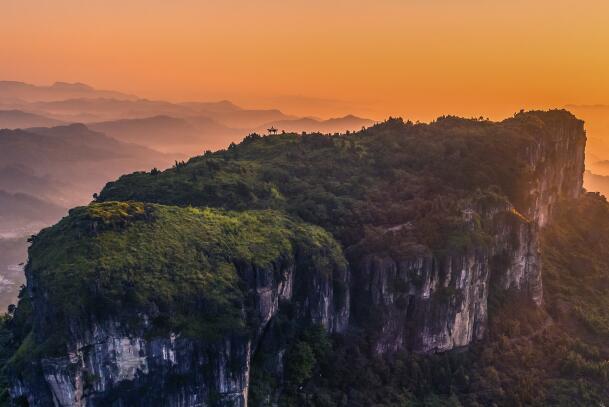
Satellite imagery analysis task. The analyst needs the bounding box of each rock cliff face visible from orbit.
[13,323,253,407]
[13,267,349,407]
[7,111,587,406]
[356,116,585,353]
[8,206,349,407]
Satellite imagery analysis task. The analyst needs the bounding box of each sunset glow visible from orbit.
[2,0,609,119]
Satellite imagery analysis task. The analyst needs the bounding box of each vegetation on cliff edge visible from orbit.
[249,193,609,406]
[5,201,346,372]
[98,110,583,253]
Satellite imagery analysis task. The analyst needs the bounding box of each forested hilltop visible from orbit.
[99,110,582,250]
[2,110,608,406]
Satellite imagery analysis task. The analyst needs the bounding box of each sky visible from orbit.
[1,0,609,120]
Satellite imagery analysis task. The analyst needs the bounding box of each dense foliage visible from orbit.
[248,193,609,406]
[0,291,31,406]
[99,111,580,252]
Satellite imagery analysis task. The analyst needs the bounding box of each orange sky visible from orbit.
[1,0,609,120]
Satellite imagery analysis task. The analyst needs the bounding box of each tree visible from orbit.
[285,341,316,385]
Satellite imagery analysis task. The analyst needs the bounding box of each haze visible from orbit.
[2,0,609,120]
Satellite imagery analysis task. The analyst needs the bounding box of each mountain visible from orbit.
[564,104,609,164]
[0,81,135,104]
[587,159,609,176]
[585,170,609,198]
[0,165,63,202]
[88,115,244,154]
[210,108,296,128]
[88,114,371,155]
[0,110,64,129]
[0,123,179,208]
[0,237,27,312]
[23,97,297,137]
[5,110,608,406]
[0,190,66,229]
[256,114,374,134]
[0,121,181,320]
[0,123,179,315]
[26,97,197,122]
[0,81,376,156]
[178,100,242,114]
[22,97,296,128]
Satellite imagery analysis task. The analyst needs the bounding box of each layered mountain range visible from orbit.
[0,81,374,155]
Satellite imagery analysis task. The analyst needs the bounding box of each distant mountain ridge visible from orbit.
[0,81,136,103]
[256,114,374,134]
[585,170,609,198]
[0,81,376,143]
[88,115,244,154]
[88,113,375,154]
[0,120,181,312]
[0,190,66,227]
[0,123,178,208]
[0,110,65,129]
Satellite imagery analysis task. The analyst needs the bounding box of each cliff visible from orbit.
[4,110,586,406]
[355,112,586,353]
[7,203,348,406]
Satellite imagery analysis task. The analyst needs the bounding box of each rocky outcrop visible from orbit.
[357,115,586,353]
[12,324,253,407]
[8,207,349,407]
[358,252,489,353]
[524,115,586,227]
[11,256,349,407]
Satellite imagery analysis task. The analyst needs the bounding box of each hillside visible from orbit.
[281,192,609,406]
[2,110,603,406]
[0,191,65,228]
[0,123,179,311]
[0,110,64,129]
[88,115,244,154]
[0,81,135,104]
[0,124,177,208]
[0,81,377,157]
[3,202,348,406]
[584,171,609,198]
[100,111,583,249]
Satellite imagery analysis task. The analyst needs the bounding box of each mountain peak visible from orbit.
[51,81,94,91]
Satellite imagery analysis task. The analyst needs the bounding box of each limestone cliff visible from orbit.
[6,110,587,406]
[355,113,585,353]
[7,205,349,406]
